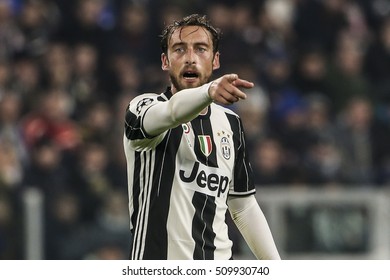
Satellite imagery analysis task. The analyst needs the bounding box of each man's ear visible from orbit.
[212,51,220,70]
[161,53,169,71]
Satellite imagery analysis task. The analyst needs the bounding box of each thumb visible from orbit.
[226,74,238,83]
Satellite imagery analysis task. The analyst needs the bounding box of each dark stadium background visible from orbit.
[1,0,390,260]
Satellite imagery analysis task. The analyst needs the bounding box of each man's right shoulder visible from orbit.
[127,93,161,115]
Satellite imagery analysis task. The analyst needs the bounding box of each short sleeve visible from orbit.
[229,116,256,196]
[124,94,159,141]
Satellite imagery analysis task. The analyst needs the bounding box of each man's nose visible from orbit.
[185,49,196,65]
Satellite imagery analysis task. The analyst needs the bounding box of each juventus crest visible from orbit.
[220,136,231,160]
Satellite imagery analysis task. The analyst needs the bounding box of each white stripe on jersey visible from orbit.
[132,150,154,259]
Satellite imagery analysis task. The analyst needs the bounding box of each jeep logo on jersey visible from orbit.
[220,136,231,160]
[136,98,153,114]
[198,135,212,157]
[179,162,229,197]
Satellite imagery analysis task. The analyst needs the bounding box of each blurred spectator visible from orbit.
[71,142,124,222]
[292,47,329,97]
[104,3,151,94]
[364,16,390,119]
[253,0,295,63]
[0,139,23,190]
[158,4,185,29]
[293,0,348,53]
[69,43,100,116]
[258,49,294,116]
[22,137,72,195]
[22,88,80,151]
[303,140,342,186]
[0,91,26,259]
[45,191,82,259]
[11,55,42,114]
[16,0,60,57]
[110,92,136,172]
[324,32,371,114]
[0,59,11,91]
[40,42,72,91]
[304,93,336,145]
[207,2,234,74]
[217,3,256,69]
[233,63,270,150]
[0,0,25,59]
[107,53,142,97]
[82,189,130,259]
[109,4,152,64]
[343,0,370,45]
[53,189,130,259]
[302,94,342,185]
[54,0,110,47]
[252,137,292,186]
[53,0,113,84]
[0,92,28,168]
[263,0,295,43]
[272,91,312,170]
[79,101,114,145]
[335,96,390,185]
[358,0,390,31]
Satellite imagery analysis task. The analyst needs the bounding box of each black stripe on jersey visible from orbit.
[225,113,255,194]
[191,192,217,260]
[191,110,218,167]
[131,151,142,235]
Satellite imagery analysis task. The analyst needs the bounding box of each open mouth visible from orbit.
[183,71,199,79]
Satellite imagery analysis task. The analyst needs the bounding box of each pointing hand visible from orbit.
[208,74,254,105]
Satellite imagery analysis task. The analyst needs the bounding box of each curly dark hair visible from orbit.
[160,14,222,55]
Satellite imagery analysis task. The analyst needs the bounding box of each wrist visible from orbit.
[205,81,214,101]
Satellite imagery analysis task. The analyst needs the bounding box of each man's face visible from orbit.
[161,25,220,93]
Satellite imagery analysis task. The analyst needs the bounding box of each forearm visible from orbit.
[143,83,212,136]
[228,195,281,260]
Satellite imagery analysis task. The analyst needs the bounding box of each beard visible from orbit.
[169,72,211,92]
[169,73,185,92]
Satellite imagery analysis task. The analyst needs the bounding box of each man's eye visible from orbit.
[198,47,206,53]
[175,47,184,53]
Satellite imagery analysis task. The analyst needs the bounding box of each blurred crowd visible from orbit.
[1,0,390,259]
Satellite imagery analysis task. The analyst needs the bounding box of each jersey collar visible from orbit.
[160,87,173,100]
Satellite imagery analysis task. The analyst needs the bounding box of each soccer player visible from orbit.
[123,14,280,260]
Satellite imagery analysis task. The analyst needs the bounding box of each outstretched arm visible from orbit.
[143,74,253,136]
[228,195,281,260]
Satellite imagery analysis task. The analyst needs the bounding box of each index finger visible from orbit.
[232,79,254,89]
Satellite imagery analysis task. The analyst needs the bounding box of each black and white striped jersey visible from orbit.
[123,87,255,260]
